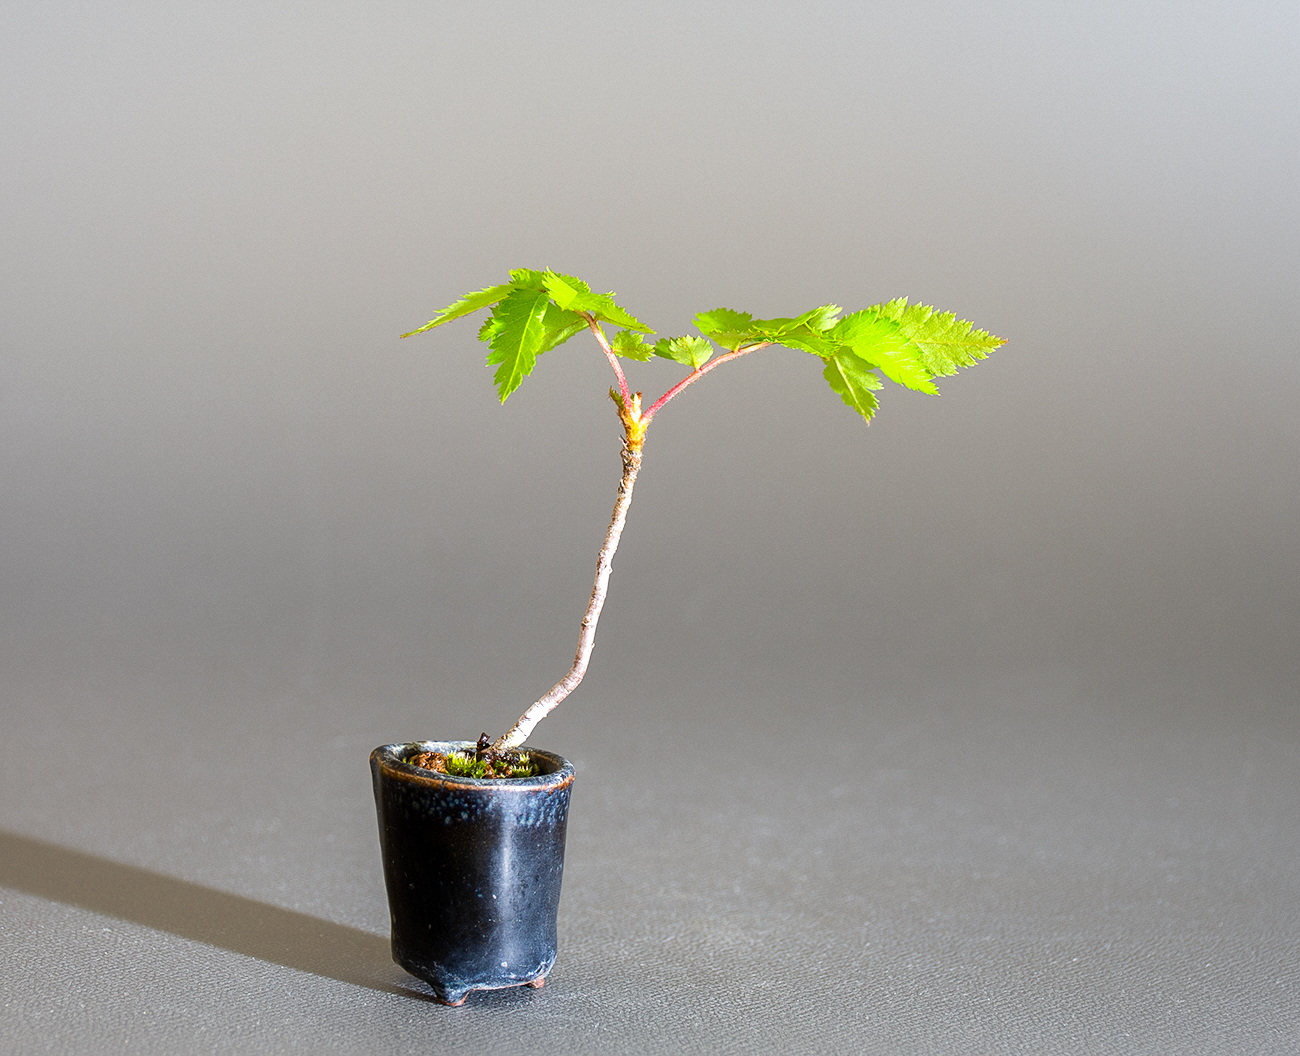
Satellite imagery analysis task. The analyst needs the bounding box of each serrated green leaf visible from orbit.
[822,348,882,423]
[748,315,797,335]
[694,308,762,350]
[485,288,552,402]
[508,268,549,291]
[831,309,937,394]
[539,271,591,309]
[654,335,714,369]
[737,306,842,356]
[751,305,842,337]
[763,325,839,356]
[537,303,586,354]
[874,298,1005,377]
[401,282,516,338]
[695,305,842,354]
[797,304,842,332]
[779,330,838,356]
[583,293,654,333]
[610,329,655,361]
[538,271,654,333]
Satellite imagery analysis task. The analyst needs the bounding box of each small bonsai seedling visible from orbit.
[403,269,1004,764]
[379,271,1005,1003]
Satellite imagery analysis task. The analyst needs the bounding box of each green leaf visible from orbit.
[537,302,587,354]
[696,305,845,355]
[485,287,552,402]
[654,335,714,369]
[874,298,1005,377]
[584,293,654,333]
[610,329,655,361]
[540,271,654,333]
[742,306,843,356]
[758,324,838,355]
[822,347,882,423]
[508,268,550,290]
[831,309,936,394]
[777,329,838,355]
[752,304,842,337]
[694,308,761,350]
[401,282,515,338]
[538,270,590,308]
[796,304,842,332]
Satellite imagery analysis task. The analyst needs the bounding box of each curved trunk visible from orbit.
[491,437,643,751]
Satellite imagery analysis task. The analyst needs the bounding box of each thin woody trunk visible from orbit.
[491,434,643,751]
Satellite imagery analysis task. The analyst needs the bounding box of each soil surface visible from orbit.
[407,735,539,779]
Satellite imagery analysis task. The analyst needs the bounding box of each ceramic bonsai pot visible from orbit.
[370,740,575,1006]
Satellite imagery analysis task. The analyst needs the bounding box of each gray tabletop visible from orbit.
[3,2,1298,1052]
[4,676,1297,1053]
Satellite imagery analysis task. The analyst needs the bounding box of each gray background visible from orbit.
[2,1,1297,1052]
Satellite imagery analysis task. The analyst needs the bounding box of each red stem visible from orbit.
[642,342,771,422]
[584,314,632,406]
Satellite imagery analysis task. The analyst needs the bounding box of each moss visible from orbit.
[407,747,538,779]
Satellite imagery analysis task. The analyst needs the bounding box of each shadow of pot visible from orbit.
[370,741,575,1006]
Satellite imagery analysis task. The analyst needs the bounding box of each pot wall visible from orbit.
[370,741,575,1005]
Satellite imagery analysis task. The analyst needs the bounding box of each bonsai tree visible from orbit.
[403,269,1003,769]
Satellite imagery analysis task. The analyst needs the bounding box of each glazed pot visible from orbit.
[369,741,575,1006]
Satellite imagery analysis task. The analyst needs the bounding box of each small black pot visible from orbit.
[370,741,575,1006]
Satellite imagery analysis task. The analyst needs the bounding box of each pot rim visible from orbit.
[371,740,575,793]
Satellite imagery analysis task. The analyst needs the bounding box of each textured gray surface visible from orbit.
[3,0,1299,1051]
[3,679,1298,1053]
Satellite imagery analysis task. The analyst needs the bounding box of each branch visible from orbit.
[491,437,643,751]
[583,313,632,406]
[642,341,771,421]
[490,336,770,750]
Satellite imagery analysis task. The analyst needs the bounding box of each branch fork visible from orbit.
[491,330,769,750]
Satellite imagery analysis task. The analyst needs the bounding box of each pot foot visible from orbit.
[431,976,544,1005]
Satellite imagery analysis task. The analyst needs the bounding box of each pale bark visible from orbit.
[491,439,643,751]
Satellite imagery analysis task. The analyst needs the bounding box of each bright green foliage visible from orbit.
[748,306,841,356]
[484,288,553,402]
[693,304,841,355]
[407,268,655,402]
[400,282,515,338]
[610,329,655,361]
[691,299,1003,422]
[403,269,1003,418]
[507,267,550,288]
[693,308,762,351]
[534,271,653,333]
[822,347,883,420]
[831,309,936,394]
[789,304,842,333]
[653,335,714,369]
[538,302,588,352]
[474,300,587,353]
[875,298,1003,377]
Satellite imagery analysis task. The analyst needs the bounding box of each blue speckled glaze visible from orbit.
[370,741,575,1006]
